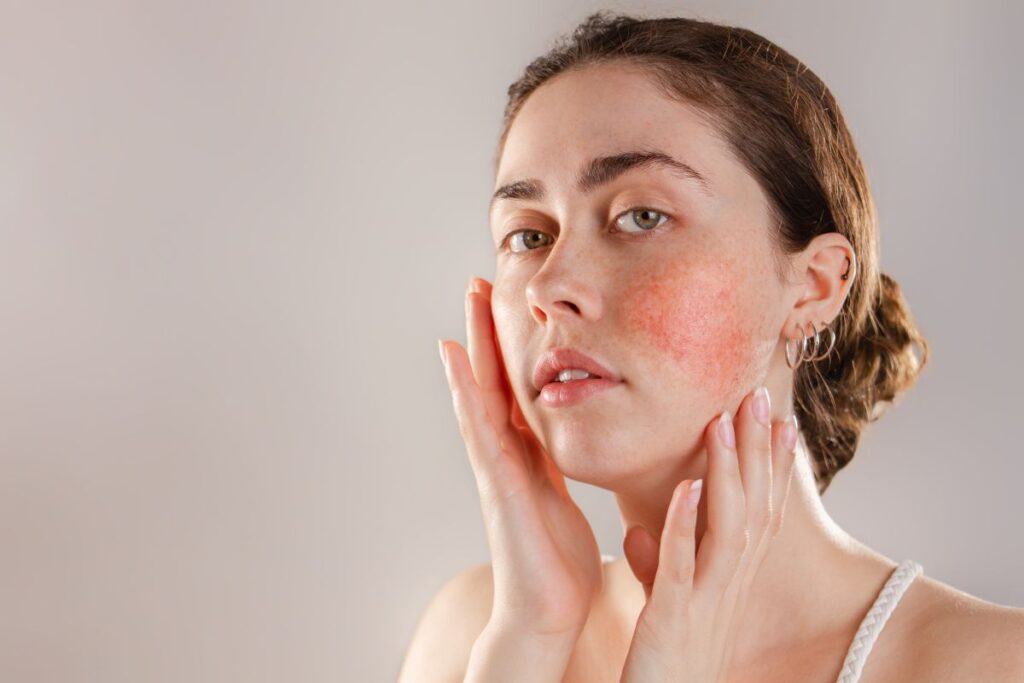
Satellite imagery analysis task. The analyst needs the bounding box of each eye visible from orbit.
[614,207,670,235]
[498,206,671,255]
[502,229,554,254]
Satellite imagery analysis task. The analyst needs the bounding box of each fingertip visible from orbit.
[439,340,457,387]
[686,478,703,513]
[717,410,736,449]
[783,413,799,452]
[473,276,493,295]
[624,524,659,587]
[704,414,728,475]
[442,340,467,377]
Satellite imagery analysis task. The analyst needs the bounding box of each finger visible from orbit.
[474,277,519,411]
[693,410,747,598]
[649,478,702,622]
[769,413,800,537]
[440,339,529,505]
[469,277,520,412]
[623,524,660,601]
[735,387,773,545]
[465,276,503,391]
[441,339,582,597]
[466,290,510,432]
[469,275,492,298]
[469,277,571,499]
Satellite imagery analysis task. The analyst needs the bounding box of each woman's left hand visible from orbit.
[618,386,800,683]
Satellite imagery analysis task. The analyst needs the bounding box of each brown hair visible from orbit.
[493,11,929,495]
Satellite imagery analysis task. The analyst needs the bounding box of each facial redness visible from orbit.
[623,256,759,403]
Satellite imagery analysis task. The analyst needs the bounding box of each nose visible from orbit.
[524,238,603,326]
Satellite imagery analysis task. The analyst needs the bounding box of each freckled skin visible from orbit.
[624,257,754,406]
[487,63,794,488]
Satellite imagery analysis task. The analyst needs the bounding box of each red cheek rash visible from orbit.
[623,259,753,401]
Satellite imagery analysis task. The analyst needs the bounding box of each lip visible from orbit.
[532,346,622,398]
[537,376,621,407]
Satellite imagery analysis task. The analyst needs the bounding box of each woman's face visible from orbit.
[490,62,788,486]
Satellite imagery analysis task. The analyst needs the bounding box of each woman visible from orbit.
[400,11,1024,682]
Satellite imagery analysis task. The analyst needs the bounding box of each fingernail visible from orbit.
[753,386,771,426]
[718,410,736,448]
[686,479,703,511]
[783,413,798,451]
[467,275,477,294]
[438,339,447,367]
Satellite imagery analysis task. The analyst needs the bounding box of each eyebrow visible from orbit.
[489,149,714,213]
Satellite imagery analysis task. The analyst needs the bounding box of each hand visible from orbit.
[439,276,604,640]
[618,387,800,682]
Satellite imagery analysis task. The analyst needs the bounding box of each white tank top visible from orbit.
[600,554,923,683]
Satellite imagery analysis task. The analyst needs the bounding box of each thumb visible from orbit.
[623,524,660,601]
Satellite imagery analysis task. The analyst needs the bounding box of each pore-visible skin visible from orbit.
[623,256,759,408]
[489,59,790,503]
[485,60,1022,679]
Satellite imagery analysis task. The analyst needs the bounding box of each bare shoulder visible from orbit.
[397,562,494,683]
[902,573,1024,682]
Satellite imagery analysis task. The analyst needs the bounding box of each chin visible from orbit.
[541,416,706,491]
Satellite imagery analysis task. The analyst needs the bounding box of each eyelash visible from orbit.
[497,206,673,254]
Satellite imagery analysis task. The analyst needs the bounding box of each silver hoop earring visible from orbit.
[785,325,809,369]
[802,321,819,360]
[805,321,837,362]
[786,319,838,369]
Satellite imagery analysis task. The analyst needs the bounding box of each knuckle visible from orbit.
[450,386,469,414]
[455,414,473,441]
[733,528,751,556]
[669,560,696,584]
[673,518,696,540]
[476,477,499,502]
[635,609,673,647]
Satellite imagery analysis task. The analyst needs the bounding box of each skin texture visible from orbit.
[485,60,898,672]
[623,257,759,407]
[489,60,805,504]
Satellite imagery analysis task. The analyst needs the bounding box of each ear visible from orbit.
[784,233,857,335]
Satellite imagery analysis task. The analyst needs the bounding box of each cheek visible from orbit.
[623,258,756,400]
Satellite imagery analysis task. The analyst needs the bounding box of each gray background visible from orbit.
[1,1,1021,681]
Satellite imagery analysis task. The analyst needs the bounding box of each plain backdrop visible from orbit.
[1,0,1021,681]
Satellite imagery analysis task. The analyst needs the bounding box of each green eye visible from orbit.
[616,208,668,233]
[499,206,671,255]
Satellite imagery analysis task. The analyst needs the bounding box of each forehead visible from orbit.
[495,63,734,192]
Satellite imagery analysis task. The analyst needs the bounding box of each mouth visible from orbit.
[532,346,622,407]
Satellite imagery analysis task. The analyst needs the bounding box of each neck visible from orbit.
[611,432,894,664]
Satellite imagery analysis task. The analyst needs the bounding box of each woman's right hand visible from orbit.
[438,276,604,642]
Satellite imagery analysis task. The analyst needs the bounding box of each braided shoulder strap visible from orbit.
[835,559,924,683]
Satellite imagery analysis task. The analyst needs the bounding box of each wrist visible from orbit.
[463,620,582,683]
